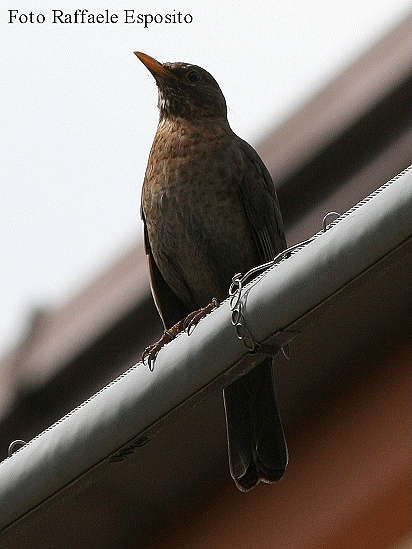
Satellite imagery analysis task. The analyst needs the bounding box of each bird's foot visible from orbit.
[183,298,219,335]
[142,320,185,370]
[142,299,219,370]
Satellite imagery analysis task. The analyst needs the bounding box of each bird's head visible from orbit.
[135,52,228,122]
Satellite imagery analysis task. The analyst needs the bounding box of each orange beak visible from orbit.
[134,52,175,80]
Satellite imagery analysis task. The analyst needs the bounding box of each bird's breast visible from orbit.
[142,121,259,308]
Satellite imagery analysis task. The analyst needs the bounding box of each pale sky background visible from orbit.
[0,0,410,356]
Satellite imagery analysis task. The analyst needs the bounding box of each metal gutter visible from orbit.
[0,166,411,537]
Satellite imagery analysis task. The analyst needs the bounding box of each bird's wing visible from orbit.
[223,138,288,491]
[237,138,287,262]
[142,213,189,328]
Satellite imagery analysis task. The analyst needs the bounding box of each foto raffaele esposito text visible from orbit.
[7,9,193,28]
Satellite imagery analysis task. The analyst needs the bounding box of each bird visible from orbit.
[135,51,288,491]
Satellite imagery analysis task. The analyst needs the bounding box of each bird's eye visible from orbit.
[186,70,201,83]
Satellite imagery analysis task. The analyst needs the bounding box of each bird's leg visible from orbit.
[142,319,186,370]
[183,298,219,335]
[142,298,219,370]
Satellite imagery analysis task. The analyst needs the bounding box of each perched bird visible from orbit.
[135,52,288,491]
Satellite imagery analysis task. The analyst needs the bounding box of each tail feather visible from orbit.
[223,358,288,492]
